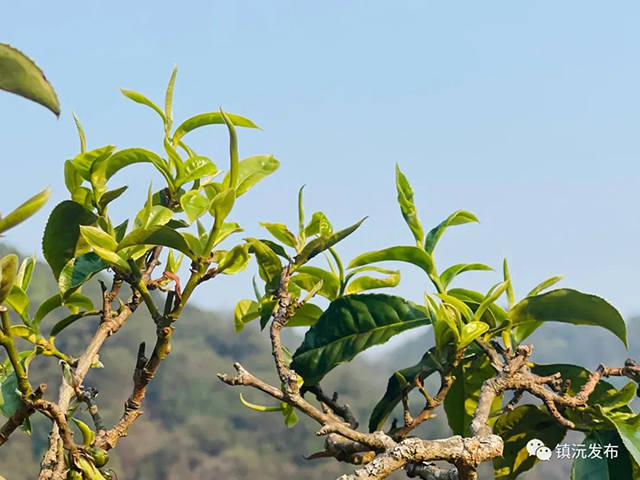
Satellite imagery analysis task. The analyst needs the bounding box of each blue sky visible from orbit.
[2,2,640,320]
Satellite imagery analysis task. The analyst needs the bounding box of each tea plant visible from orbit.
[1,61,639,480]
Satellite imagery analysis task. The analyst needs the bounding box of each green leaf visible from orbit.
[503,259,516,309]
[180,191,211,224]
[70,417,95,446]
[50,313,91,338]
[305,212,333,237]
[0,43,60,115]
[459,322,490,348]
[117,226,196,260]
[15,255,36,292]
[210,188,236,225]
[80,226,118,252]
[0,187,51,235]
[297,185,306,246]
[444,353,502,437]
[609,415,640,468]
[527,274,565,297]
[216,222,244,245]
[98,186,128,210]
[369,346,442,432]
[234,299,261,333]
[34,292,93,326]
[0,254,18,303]
[571,430,634,480]
[217,244,251,274]
[58,253,108,298]
[42,201,98,279]
[424,210,479,254]
[104,148,174,190]
[291,266,340,301]
[246,238,282,284]
[165,64,177,124]
[473,281,509,322]
[493,405,567,479]
[239,393,283,413]
[290,294,431,386]
[5,285,29,319]
[73,145,116,182]
[222,155,279,197]
[509,289,627,348]
[120,89,166,123]
[448,288,508,327]
[72,112,87,153]
[395,164,424,246]
[440,263,494,290]
[348,245,435,278]
[176,156,218,188]
[287,303,323,328]
[259,222,298,249]
[295,218,366,267]
[171,112,260,146]
[345,269,401,295]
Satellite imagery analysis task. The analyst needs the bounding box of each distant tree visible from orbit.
[1,63,639,480]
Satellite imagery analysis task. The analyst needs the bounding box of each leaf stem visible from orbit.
[0,307,33,397]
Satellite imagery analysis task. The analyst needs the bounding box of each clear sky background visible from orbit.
[2,2,640,321]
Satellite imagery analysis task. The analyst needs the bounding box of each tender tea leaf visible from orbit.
[424,210,479,254]
[440,263,494,290]
[345,269,401,295]
[349,246,435,277]
[171,112,260,146]
[305,212,333,237]
[34,292,93,326]
[98,186,128,210]
[509,289,627,348]
[291,266,340,300]
[246,238,282,285]
[473,281,509,322]
[287,303,323,328]
[180,191,211,224]
[210,188,236,225]
[176,156,218,187]
[42,201,98,279]
[0,43,60,115]
[80,226,117,252]
[459,322,490,348]
[295,218,366,266]
[291,294,431,386]
[117,226,195,260]
[369,346,442,432]
[395,164,424,246]
[164,64,178,124]
[0,254,18,303]
[14,255,36,291]
[217,244,251,275]
[234,299,261,333]
[526,274,565,297]
[5,285,29,319]
[0,187,51,235]
[70,417,95,446]
[259,222,298,249]
[120,89,166,123]
[104,148,174,189]
[448,288,508,327]
[222,155,279,197]
[493,405,567,480]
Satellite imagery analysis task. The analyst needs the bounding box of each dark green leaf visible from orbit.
[493,405,567,479]
[291,294,431,386]
[50,313,90,338]
[369,346,442,432]
[571,430,633,480]
[444,353,502,437]
[509,289,627,348]
[42,201,98,279]
[58,253,108,298]
[98,186,128,210]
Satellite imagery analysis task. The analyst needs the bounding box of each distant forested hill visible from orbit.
[0,245,636,479]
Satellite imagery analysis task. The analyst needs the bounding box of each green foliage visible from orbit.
[0,44,60,115]
[290,294,431,386]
